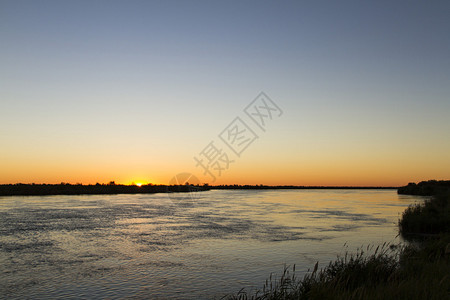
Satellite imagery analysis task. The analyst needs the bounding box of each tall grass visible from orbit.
[225,241,449,300]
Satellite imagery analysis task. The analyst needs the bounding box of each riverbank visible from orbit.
[0,183,210,196]
[0,183,396,196]
[226,192,450,300]
[397,180,450,196]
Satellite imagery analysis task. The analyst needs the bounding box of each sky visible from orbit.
[1,0,449,186]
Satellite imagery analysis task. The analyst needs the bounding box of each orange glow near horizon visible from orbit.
[1,158,449,187]
[1,138,449,187]
[127,180,148,187]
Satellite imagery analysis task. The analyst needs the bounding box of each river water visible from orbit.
[0,189,423,299]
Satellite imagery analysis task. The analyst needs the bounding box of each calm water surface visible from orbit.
[0,189,424,299]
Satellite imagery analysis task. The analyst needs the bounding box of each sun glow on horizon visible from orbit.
[128,181,148,187]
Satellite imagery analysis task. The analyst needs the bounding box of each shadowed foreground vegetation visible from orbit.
[399,192,450,237]
[225,193,450,300]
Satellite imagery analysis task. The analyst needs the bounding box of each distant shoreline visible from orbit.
[211,185,398,190]
[0,183,397,197]
[0,183,209,196]
[3,180,447,197]
[397,180,450,196]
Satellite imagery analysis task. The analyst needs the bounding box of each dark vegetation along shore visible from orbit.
[226,181,450,300]
[0,182,210,196]
[397,180,450,196]
[0,183,396,196]
[213,185,397,190]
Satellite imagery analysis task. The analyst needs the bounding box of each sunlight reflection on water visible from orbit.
[0,190,424,299]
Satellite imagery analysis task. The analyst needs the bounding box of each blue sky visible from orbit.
[1,0,449,185]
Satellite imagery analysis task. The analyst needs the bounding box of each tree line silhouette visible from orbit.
[0,182,210,196]
[0,182,400,196]
[397,180,450,196]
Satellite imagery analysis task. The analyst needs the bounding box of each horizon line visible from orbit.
[0,182,401,189]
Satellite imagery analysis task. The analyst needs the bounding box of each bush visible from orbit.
[399,193,450,236]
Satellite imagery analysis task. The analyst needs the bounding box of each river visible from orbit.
[0,189,424,299]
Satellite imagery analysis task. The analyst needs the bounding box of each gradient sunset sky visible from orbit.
[1,1,449,186]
